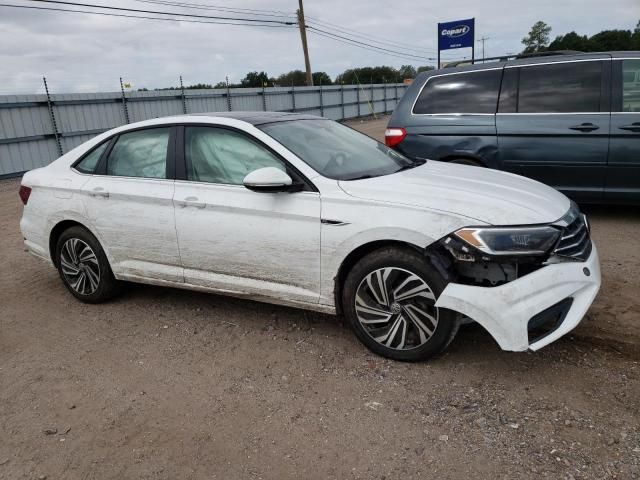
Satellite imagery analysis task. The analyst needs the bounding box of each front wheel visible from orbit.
[342,247,458,362]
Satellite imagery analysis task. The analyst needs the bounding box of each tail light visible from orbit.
[384,127,407,147]
[19,185,31,205]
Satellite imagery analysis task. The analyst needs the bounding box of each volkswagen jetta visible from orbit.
[19,112,600,361]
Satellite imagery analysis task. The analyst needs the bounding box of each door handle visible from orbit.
[89,187,109,198]
[619,122,640,132]
[569,123,599,132]
[177,196,206,209]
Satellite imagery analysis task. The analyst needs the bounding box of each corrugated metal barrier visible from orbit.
[0,83,408,178]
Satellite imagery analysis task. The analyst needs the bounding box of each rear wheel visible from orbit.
[448,158,484,167]
[55,226,120,303]
[342,247,458,361]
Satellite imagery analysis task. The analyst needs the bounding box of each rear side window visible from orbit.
[622,59,640,112]
[413,70,502,114]
[106,128,169,179]
[513,61,602,113]
[74,141,109,174]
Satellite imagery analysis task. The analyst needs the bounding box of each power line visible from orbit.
[305,16,438,54]
[308,30,436,63]
[307,25,436,61]
[22,0,296,24]
[131,0,297,19]
[0,2,294,27]
[0,3,296,27]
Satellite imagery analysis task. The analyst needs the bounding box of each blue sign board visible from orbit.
[438,18,475,50]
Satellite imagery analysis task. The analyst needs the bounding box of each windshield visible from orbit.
[258,119,419,181]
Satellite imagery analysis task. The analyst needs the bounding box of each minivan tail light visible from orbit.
[19,185,31,205]
[384,127,407,147]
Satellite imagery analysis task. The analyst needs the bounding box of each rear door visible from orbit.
[607,58,640,203]
[496,59,611,202]
[80,126,183,282]
[397,68,501,165]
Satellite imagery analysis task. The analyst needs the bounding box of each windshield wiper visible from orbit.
[394,158,426,173]
[344,174,376,181]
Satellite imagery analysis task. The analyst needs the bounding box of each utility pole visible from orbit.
[297,0,313,86]
[477,37,490,62]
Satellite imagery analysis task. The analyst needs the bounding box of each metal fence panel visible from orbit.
[0,83,408,178]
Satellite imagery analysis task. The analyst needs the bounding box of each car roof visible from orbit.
[416,50,640,81]
[189,111,324,126]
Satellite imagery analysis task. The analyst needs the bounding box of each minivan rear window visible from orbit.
[510,61,602,113]
[412,70,502,114]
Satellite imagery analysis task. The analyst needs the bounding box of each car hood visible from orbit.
[337,161,571,225]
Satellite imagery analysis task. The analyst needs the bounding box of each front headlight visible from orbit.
[454,226,561,256]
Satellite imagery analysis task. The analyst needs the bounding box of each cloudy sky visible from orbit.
[0,0,637,94]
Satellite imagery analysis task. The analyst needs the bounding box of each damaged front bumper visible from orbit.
[434,245,601,352]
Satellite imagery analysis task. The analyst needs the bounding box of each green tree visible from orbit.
[634,20,640,49]
[522,21,552,53]
[240,71,270,88]
[398,65,417,80]
[276,70,307,86]
[547,31,590,52]
[417,65,435,74]
[312,71,332,85]
[335,66,401,84]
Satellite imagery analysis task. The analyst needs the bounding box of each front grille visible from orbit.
[553,214,592,261]
[528,298,573,344]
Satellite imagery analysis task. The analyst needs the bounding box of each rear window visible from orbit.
[412,70,502,114]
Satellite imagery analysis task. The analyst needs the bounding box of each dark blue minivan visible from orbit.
[386,52,640,204]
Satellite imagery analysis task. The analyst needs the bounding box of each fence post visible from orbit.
[356,84,361,117]
[119,77,130,124]
[341,83,345,120]
[394,83,398,106]
[371,77,374,115]
[226,80,232,111]
[43,77,63,157]
[262,82,267,111]
[179,75,187,114]
[383,79,388,113]
[319,78,324,117]
[291,82,296,112]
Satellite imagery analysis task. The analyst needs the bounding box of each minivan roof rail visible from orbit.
[443,50,583,68]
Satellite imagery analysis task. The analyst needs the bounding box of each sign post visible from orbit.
[437,18,475,68]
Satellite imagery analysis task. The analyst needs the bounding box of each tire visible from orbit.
[448,158,484,167]
[55,226,120,303]
[342,247,458,362]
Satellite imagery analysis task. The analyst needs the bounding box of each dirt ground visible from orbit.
[1,116,639,480]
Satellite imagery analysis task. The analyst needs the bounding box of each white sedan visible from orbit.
[19,112,600,361]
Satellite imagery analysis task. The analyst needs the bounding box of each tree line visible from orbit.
[522,19,640,53]
[146,64,434,91]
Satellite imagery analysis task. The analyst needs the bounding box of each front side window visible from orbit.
[259,119,414,181]
[516,61,602,113]
[106,128,169,179]
[622,59,640,112]
[74,141,109,174]
[413,70,502,114]
[185,127,285,185]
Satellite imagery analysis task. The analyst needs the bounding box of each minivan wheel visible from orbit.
[55,226,120,303]
[449,158,484,167]
[342,247,458,362]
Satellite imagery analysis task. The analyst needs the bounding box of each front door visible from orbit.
[607,58,640,203]
[496,59,610,203]
[173,125,321,305]
[80,126,182,282]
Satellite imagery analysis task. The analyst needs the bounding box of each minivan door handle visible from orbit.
[569,123,599,132]
[619,122,640,132]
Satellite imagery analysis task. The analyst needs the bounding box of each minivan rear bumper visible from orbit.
[434,245,601,352]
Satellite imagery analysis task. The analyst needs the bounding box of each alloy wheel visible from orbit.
[355,267,439,350]
[60,238,101,295]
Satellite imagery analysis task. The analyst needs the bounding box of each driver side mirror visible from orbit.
[243,167,296,193]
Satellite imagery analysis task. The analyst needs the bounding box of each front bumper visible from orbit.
[434,245,601,352]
